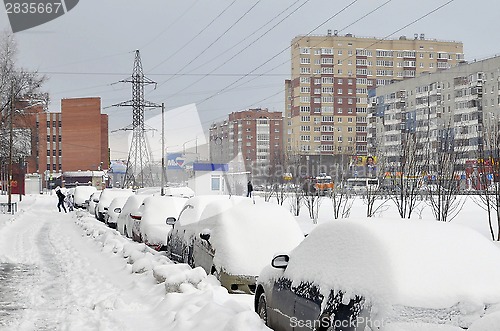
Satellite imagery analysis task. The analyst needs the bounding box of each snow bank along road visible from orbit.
[0,195,269,331]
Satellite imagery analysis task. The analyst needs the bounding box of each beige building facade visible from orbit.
[285,32,464,166]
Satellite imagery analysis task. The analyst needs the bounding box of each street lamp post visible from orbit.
[8,86,14,212]
[182,137,198,156]
[161,103,165,196]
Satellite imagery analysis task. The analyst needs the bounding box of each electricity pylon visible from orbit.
[112,50,160,188]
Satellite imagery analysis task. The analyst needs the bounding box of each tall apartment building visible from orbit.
[8,97,109,190]
[285,32,464,168]
[209,108,282,182]
[368,55,500,171]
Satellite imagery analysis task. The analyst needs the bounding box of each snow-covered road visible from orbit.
[0,195,268,331]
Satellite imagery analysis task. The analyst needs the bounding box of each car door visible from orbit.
[292,282,322,331]
[166,228,185,263]
[269,277,295,331]
[192,235,215,275]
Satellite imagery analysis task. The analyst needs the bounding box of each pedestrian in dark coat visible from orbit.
[55,187,67,213]
[247,181,253,197]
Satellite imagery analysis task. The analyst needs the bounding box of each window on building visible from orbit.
[211,176,221,191]
[46,121,50,128]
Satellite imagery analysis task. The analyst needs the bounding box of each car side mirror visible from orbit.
[166,217,176,226]
[114,207,121,213]
[271,254,289,269]
[200,228,211,241]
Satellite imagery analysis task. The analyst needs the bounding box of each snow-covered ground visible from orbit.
[0,194,268,331]
[1,192,499,330]
[287,193,497,239]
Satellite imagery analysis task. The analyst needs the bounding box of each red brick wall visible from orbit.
[61,97,104,171]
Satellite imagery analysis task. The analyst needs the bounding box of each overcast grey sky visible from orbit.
[1,0,499,134]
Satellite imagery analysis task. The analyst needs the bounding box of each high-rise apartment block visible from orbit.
[285,32,464,166]
[368,55,500,172]
[209,108,282,180]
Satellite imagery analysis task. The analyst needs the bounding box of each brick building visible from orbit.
[209,108,282,182]
[5,97,109,191]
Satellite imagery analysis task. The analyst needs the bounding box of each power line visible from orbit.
[138,0,202,51]
[217,0,393,96]
[162,0,311,100]
[194,0,359,106]
[147,0,238,73]
[38,71,288,77]
[193,0,455,109]
[183,0,305,75]
[38,51,133,71]
[154,0,263,89]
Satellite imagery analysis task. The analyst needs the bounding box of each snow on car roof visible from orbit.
[164,186,195,198]
[177,195,240,227]
[193,198,304,276]
[283,218,500,311]
[140,196,188,246]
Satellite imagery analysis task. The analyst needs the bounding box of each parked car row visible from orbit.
[73,185,500,330]
[76,186,306,296]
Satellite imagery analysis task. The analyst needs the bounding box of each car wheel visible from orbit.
[257,293,268,325]
[210,265,220,279]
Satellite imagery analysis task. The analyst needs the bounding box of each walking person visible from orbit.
[247,180,253,198]
[55,187,67,213]
[65,191,74,212]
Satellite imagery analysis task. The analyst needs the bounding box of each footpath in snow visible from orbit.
[0,194,268,331]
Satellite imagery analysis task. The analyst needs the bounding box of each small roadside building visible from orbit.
[188,163,229,195]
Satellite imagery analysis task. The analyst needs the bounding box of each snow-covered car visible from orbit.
[87,190,102,218]
[163,186,194,198]
[130,195,187,250]
[73,186,97,209]
[105,196,129,229]
[96,188,134,222]
[134,186,194,198]
[255,218,500,330]
[165,195,304,294]
[116,194,148,238]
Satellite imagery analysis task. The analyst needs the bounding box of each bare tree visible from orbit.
[302,181,321,223]
[474,115,500,239]
[0,32,46,117]
[383,130,424,218]
[329,163,354,219]
[0,32,46,203]
[286,151,304,217]
[425,123,466,222]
